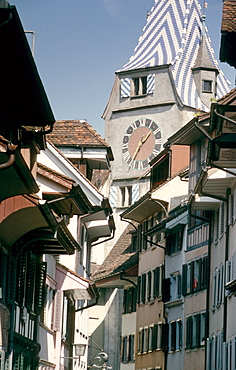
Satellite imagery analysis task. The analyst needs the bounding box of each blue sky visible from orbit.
[13,0,236,136]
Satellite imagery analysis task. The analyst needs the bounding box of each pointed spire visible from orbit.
[193,15,217,70]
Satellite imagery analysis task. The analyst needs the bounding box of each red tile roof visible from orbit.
[92,224,138,282]
[221,0,236,32]
[47,120,109,147]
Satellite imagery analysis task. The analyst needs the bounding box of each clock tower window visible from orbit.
[132,76,147,96]
[120,74,155,98]
[120,186,132,207]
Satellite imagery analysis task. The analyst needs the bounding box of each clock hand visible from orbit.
[129,130,152,168]
[140,130,151,144]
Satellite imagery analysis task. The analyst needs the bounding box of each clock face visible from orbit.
[122,118,161,170]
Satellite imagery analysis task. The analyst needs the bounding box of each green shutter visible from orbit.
[182,264,187,296]
[36,262,47,315]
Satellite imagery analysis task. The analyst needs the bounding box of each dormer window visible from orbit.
[132,76,147,96]
[202,80,212,93]
[120,74,155,98]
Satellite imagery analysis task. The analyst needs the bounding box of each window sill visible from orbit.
[165,297,183,307]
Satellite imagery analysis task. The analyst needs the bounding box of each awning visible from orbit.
[165,211,188,230]
[192,195,221,211]
[121,192,168,223]
[0,6,55,129]
[83,215,115,242]
[43,184,94,217]
[56,263,98,301]
[0,149,39,201]
[0,196,80,254]
[200,168,235,200]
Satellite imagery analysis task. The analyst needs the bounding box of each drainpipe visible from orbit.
[0,144,17,170]
[205,215,212,370]
[223,188,231,343]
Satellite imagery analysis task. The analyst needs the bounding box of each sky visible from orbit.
[13,0,236,137]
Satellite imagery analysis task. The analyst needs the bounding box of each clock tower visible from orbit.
[102,0,230,247]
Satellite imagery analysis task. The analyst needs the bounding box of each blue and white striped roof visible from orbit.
[118,0,230,111]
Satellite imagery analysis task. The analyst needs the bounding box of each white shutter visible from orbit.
[120,78,131,98]
[132,183,139,204]
[147,74,155,94]
[52,290,62,332]
[109,186,118,208]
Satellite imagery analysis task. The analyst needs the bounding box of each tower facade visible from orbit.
[103,0,230,249]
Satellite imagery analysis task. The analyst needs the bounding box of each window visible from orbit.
[212,264,224,308]
[137,265,163,305]
[43,285,53,328]
[120,74,155,98]
[121,336,128,362]
[151,154,170,190]
[220,202,225,236]
[182,256,208,296]
[186,312,205,349]
[119,186,133,207]
[15,251,46,315]
[166,227,184,255]
[128,334,135,362]
[202,80,212,93]
[170,272,181,301]
[132,76,147,96]
[123,286,137,314]
[168,320,182,352]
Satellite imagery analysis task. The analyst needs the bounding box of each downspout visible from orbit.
[188,208,211,370]
[0,144,17,170]
[75,295,99,312]
[205,215,212,370]
[223,188,231,343]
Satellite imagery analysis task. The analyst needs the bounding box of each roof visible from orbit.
[0,5,55,129]
[221,0,236,32]
[47,120,110,147]
[118,0,229,110]
[92,224,138,284]
[37,162,74,189]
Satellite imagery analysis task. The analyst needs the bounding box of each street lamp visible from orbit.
[74,343,87,357]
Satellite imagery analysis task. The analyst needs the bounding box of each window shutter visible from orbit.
[26,253,36,312]
[120,78,131,98]
[132,184,139,204]
[137,276,141,304]
[7,256,15,304]
[141,274,146,303]
[16,252,27,306]
[52,290,62,332]
[132,287,137,312]
[162,278,170,303]
[195,314,201,347]
[109,186,118,208]
[147,271,152,301]
[213,272,217,308]
[190,261,194,294]
[35,261,47,315]
[220,202,225,235]
[177,273,181,298]
[194,258,202,293]
[186,316,193,349]
[128,288,133,313]
[147,74,155,94]
[182,264,188,296]
[165,233,171,255]
[153,267,157,298]
[201,256,208,290]
[178,228,184,251]
[162,323,169,352]
[171,321,177,351]
[123,289,127,314]
[152,324,158,350]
